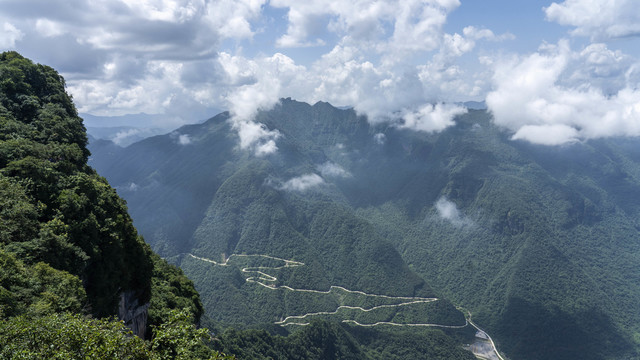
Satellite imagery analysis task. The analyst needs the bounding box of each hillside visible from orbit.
[0,52,231,359]
[91,98,640,360]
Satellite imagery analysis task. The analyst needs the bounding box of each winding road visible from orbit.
[186,252,504,359]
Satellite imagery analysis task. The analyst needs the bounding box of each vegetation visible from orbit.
[213,320,475,360]
[0,310,234,360]
[0,52,229,359]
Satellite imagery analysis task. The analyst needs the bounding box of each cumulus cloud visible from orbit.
[270,0,459,53]
[545,0,640,40]
[279,173,325,192]
[318,162,350,178]
[2,0,513,154]
[400,103,467,133]
[435,196,471,226]
[307,43,482,129]
[0,22,23,49]
[219,52,308,156]
[0,0,267,120]
[486,40,640,145]
[205,0,267,40]
[261,0,508,131]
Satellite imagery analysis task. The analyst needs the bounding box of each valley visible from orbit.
[186,251,504,359]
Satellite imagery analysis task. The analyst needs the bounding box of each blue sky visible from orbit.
[1,0,639,151]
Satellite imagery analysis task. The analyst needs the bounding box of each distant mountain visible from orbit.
[90,98,640,360]
[82,112,214,147]
[86,126,167,147]
[462,100,486,110]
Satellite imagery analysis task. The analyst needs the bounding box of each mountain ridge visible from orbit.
[90,97,640,359]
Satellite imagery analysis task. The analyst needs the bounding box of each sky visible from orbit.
[1,0,640,152]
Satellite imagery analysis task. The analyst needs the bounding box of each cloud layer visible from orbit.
[545,0,640,40]
[486,40,640,145]
[0,0,504,148]
[2,0,639,150]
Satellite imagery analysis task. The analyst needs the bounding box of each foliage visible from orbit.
[213,320,475,360]
[148,254,204,333]
[0,310,234,360]
[0,51,153,316]
[0,248,86,317]
[151,309,234,360]
[0,312,149,360]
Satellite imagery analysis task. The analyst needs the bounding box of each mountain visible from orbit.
[82,112,216,147]
[0,52,233,358]
[87,126,167,147]
[91,98,640,360]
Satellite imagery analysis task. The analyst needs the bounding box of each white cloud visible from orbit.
[220,52,308,156]
[279,173,325,192]
[570,43,634,95]
[0,22,23,49]
[400,103,467,133]
[178,134,192,145]
[318,162,350,178]
[435,196,471,226]
[35,19,65,37]
[1,0,513,155]
[204,0,266,39]
[307,40,482,129]
[486,40,640,145]
[169,131,195,145]
[545,0,640,40]
[232,120,281,156]
[123,0,204,23]
[269,0,460,54]
[511,124,579,145]
[112,128,144,146]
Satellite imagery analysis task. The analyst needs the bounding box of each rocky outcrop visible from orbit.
[118,290,149,338]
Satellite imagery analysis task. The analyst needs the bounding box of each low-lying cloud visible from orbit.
[178,134,192,145]
[400,103,468,133]
[278,173,325,192]
[317,162,350,178]
[435,196,472,226]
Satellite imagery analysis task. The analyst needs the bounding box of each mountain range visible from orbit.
[90,98,640,360]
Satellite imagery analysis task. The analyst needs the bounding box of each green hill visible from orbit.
[91,98,640,359]
[0,51,230,359]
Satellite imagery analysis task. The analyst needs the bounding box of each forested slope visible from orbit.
[0,51,227,359]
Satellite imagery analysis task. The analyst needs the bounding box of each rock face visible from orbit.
[118,290,149,338]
